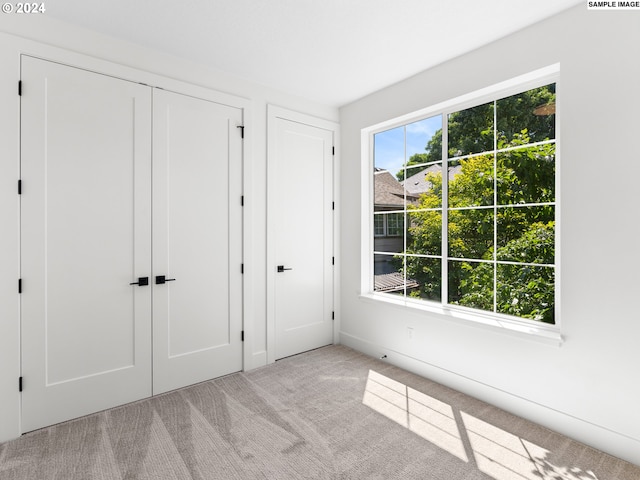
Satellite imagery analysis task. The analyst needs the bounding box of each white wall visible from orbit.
[339,5,640,466]
[0,15,338,443]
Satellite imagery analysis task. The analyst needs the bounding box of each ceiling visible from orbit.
[44,0,581,107]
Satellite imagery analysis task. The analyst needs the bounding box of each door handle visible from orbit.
[155,275,176,285]
[277,265,293,272]
[129,277,149,286]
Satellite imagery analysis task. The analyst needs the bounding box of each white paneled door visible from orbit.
[20,57,243,431]
[271,113,334,360]
[152,89,243,394]
[20,57,153,432]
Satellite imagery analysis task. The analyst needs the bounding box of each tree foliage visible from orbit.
[397,84,555,181]
[401,84,556,324]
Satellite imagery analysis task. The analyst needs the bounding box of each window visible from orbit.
[373,212,405,238]
[369,75,557,325]
[373,211,404,238]
[374,214,385,237]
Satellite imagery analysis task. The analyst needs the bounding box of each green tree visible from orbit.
[396,84,555,181]
[401,84,556,324]
[395,153,429,182]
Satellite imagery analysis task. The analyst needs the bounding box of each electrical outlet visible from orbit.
[407,327,414,340]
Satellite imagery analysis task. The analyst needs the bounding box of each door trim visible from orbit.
[266,105,340,364]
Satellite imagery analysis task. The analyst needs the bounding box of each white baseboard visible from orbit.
[340,331,640,467]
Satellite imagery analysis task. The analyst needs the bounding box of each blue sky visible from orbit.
[374,115,442,177]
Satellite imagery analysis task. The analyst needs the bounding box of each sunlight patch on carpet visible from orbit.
[363,369,601,480]
[363,369,468,462]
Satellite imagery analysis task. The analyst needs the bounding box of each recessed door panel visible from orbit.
[20,56,153,432]
[152,89,243,394]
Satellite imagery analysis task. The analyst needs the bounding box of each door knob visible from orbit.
[129,277,149,286]
[277,265,293,272]
[155,275,176,285]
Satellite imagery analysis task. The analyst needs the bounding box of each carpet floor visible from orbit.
[0,345,638,479]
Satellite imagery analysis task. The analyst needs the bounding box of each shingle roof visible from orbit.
[374,170,418,207]
[401,164,462,195]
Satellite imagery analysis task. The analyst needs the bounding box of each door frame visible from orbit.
[266,105,340,364]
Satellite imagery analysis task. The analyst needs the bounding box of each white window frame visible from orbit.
[360,64,562,345]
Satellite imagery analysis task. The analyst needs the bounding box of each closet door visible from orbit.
[152,89,243,394]
[20,56,153,432]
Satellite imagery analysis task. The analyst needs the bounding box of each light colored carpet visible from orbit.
[0,345,638,479]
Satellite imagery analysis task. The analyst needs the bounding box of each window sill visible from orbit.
[359,293,563,347]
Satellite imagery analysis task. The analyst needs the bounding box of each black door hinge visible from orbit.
[332,146,335,156]
[332,201,334,210]
[18,180,22,195]
[241,264,244,274]
[332,311,335,320]
[241,331,245,342]
[332,257,335,265]
[237,125,245,139]
[18,81,22,96]
[18,279,22,294]
[241,195,244,206]
[19,377,23,392]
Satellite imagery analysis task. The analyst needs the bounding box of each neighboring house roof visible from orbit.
[374,272,420,293]
[401,164,462,195]
[375,165,464,210]
[374,170,418,208]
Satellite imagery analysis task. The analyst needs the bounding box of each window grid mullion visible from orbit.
[441,113,449,306]
[447,138,555,163]
[493,99,498,315]
[403,126,408,299]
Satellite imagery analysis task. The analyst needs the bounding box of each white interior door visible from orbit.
[20,56,153,432]
[152,89,243,394]
[271,114,334,360]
